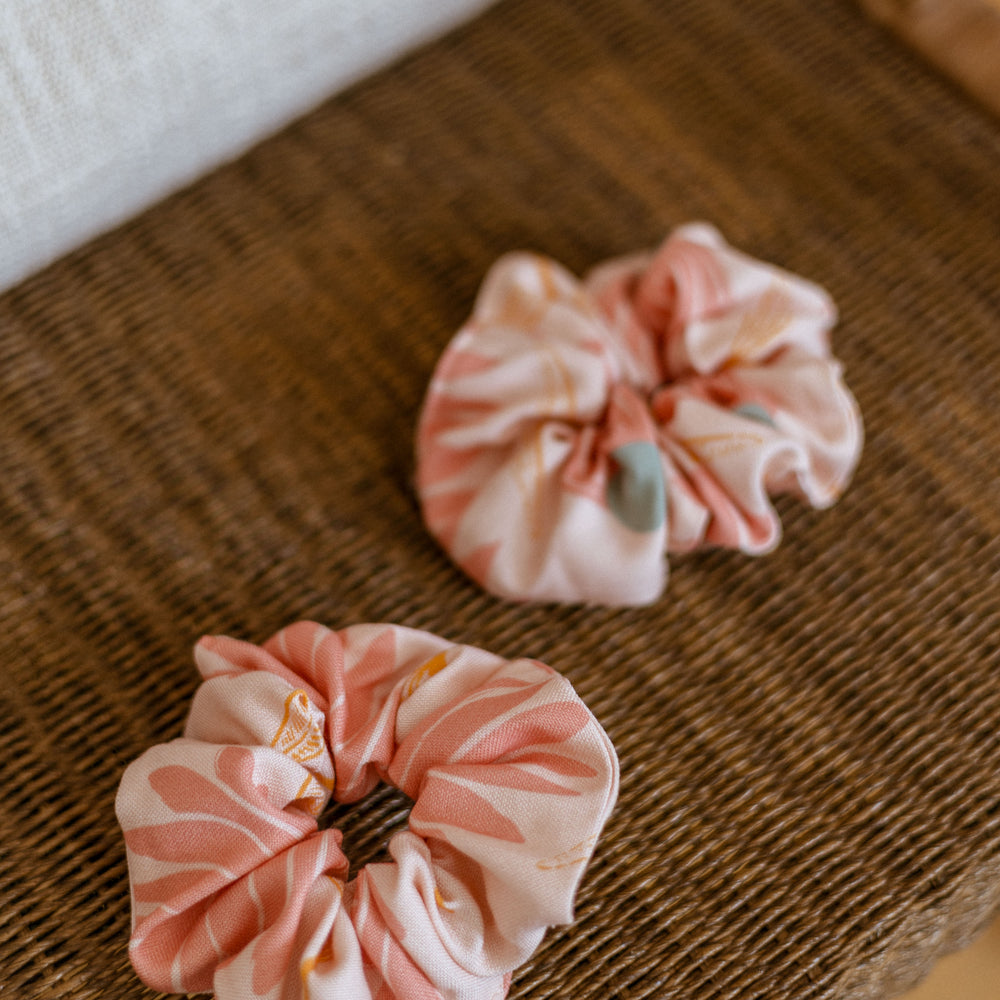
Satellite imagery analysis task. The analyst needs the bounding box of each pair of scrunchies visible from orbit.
[117,225,861,1000]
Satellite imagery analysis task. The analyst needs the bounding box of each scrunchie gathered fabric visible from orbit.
[116,621,619,1000]
[417,223,863,605]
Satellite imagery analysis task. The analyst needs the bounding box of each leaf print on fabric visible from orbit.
[351,871,447,1000]
[415,250,655,605]
[272,690,326,764]
[410,775,526,843]
[436,761,589,796]
[390,678,592,797]
[117,623,619,1000]
[271,689,336,813]
[197,634,330,712]
[416,223,862,604]
[121,744,324,993]
[536,835,601,872]
[126,747,315,867]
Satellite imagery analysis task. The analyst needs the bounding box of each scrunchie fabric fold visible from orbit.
[417,223,863,605]
[116,622,619,1000]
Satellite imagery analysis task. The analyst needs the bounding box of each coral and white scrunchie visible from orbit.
[417,223,863,605]
[116,622,619,1000]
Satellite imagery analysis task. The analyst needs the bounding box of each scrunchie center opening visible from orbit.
[317,784,413,872]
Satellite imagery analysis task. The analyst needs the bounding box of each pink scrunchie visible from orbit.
[116,622,619,1000]
[417,223,863,605]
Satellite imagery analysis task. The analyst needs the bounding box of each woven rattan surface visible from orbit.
[2,0,999,997]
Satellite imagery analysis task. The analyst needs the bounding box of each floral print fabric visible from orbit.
[417,223,863,605]
[116,621,619,1000]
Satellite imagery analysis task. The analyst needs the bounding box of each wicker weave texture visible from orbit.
[1,1,999,998]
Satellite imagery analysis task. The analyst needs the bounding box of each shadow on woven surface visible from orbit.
[1,0,999,998]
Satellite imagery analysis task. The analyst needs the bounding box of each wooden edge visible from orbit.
[859,0,1000,117]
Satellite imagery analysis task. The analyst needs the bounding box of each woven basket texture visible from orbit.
[2,0,999,997]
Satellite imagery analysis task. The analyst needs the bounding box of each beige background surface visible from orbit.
[902,915,1000,1000]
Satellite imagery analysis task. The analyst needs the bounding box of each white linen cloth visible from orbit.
[0,0,494,292]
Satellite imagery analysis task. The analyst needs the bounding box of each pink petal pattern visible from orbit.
[117,621,619,1000]
[416,222,863,605]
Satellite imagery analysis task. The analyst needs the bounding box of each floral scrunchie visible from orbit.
[116,621,619,999]
[417,223,863,605]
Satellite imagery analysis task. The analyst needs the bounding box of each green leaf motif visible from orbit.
[606,441,666,533]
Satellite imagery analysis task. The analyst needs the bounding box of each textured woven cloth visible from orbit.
[0,0,493,293]
[1,0,999,998]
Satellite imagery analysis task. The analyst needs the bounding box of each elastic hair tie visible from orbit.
[417,222,863,605]
[116,621,619,1000]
